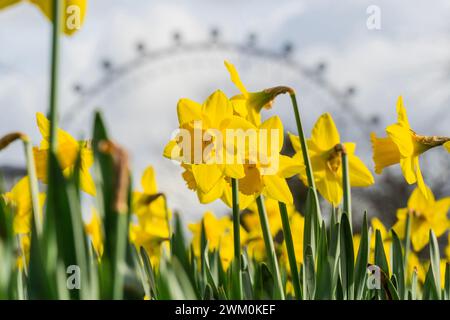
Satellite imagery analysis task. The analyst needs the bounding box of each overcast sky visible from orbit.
[1,0,449,220]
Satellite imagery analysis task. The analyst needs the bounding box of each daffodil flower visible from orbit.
[0,0,87,35]
[290,113,374,206]
[130,166,171,267]
[164,90,247,195]
[84,208,103,259]
[2,176,45,235]
[371,97,450,197]
[32,112,95,196]
[393,186,450,252]
[2,176,45,269]
[189,211,248,271]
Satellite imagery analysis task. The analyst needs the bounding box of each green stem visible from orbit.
[48,0,61,153]
[23,139,42,235]
[256,195,284,299]
[289,92,322,222]
[340,145,352,229]
[231,178,242,299]
[278,201,301,299]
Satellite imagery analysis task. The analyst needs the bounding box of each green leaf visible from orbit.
[354,212,369,299]
[315,222,331,299]
[339,213,354,299]
[374,229,389,276]
[303,245,315,300]
[428,229,441,299]
[140,247,157,299]
[391,229,405,299]
[444,263,449,300]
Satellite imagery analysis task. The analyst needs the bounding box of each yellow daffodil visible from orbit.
[130,166,171,267]
[0,0,87,35]
[371,96,450,197]
[33,112,95,196]
[224,61,292,127]
[163,90,247,200]
[189,211,247,270]
[393,186,450,252]
[2,176,45,270]
[290,113,374,206]
[2,176,45,235]
[84,208,103,258]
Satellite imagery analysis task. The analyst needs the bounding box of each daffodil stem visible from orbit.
[23,139,43,235]
[278,201,301,299]
[48,0,61,153]
[230,178,242,299]
[289,92,322,222]
[256,195,285,299]
[341,146,352,230]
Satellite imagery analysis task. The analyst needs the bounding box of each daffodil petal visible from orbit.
[407,185,434,213]
[316,170,343,206]
[262,175,293,204]
[177,98,202,126]
[288,133,301,153]
[386,124,414,157]
[224,163,245,179]
[278,155,303,178]
[444,141,450,153]
[80,168,96,196]
[141,166,158,194]
[348,154,374,187]
[198,179,225,204]
[396,96,411,128]
[163,139,181,160]
[343,142,356,154]
[230,97,248,118]
[400,157,416,184]
[371,217,388,240]
[259,116,284,152]
[224,60,248,96]
[192,164,223,193]
[310,113,340,151]
[413,157,428,199]
[202,90,233,128]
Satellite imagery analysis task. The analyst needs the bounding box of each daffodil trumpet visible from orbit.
[278,201,301,299]
[256,196,285,299]
[0,132,43,235]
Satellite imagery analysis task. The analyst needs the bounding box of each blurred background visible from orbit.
[1,0,449,227]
